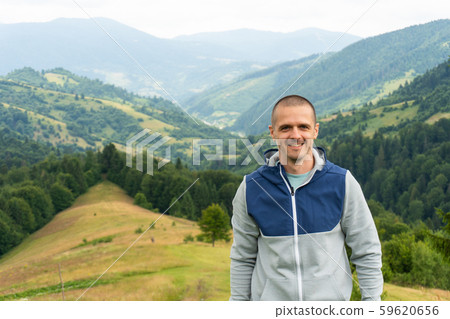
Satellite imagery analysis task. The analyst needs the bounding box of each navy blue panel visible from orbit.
[246,173,294,236]
[245,159,346,237]
[295,169,346,235]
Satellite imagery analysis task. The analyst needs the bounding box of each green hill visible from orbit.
[0,67,235,162]
[0,127,73,169]
[317,58,450,141]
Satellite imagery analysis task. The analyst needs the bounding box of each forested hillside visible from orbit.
[102,144,241,222]
[0,128,81,170]
[319,58,450,139]
[328,119,449,226]
[231,19,450,134]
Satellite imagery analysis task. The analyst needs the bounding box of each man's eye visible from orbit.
[280,127,289,131]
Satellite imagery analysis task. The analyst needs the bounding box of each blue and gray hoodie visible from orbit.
[230,147,383,301]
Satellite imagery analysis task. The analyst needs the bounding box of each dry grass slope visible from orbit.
[0,181,230,301]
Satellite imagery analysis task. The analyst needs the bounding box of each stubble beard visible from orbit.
[278,138,314,167]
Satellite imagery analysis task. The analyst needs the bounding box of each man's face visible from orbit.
[269,104,319,166]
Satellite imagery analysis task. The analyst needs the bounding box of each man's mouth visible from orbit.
[287,141,305,147]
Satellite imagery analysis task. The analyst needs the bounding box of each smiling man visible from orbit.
[230,95,383,301]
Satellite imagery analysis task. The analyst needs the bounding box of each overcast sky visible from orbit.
[1,0,449,38]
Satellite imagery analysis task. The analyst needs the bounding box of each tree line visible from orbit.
[0,150,102,256]
[102,143,242,222]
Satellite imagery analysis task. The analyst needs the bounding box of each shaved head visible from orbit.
[271,95,317,126]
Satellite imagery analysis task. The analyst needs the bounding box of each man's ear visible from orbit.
[314,122,319,139]
[269,125,274,139]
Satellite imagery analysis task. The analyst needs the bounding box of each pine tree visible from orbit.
[180,193,196,220]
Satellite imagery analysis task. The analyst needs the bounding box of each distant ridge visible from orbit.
[174,27,361,62]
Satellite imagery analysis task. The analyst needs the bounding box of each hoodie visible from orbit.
[229,147,383,301]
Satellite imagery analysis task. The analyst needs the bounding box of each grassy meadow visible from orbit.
[0,181,448,301]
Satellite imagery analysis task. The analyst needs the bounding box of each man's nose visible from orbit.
[290,127,302,139]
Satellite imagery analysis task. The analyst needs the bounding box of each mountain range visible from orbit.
[2,18,449,137]
[0,18,360,101]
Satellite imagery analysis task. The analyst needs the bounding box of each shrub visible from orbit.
[409,241,450,289]
[183,234,194,243]
[134,192,152,210]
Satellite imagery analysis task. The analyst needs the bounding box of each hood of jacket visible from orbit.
[258,146,329,189]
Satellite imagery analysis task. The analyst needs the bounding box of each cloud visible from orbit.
[1,0,449,38]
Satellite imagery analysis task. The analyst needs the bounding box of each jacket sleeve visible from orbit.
[341,171,383,301]
[229,176,260,301]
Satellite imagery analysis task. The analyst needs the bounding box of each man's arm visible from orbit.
[341,171,383,301]
[230,177,260,301]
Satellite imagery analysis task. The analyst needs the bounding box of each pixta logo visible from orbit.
[192,138,267,166]
[126,129,316,174]
[126,129,171,175]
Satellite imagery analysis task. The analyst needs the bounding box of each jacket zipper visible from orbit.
[279,166,303,301]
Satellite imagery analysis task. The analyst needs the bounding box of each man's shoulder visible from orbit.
[247,163,270,177]
[314,147,347,177]
[323,160,347,176]
[245,164,279,185]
